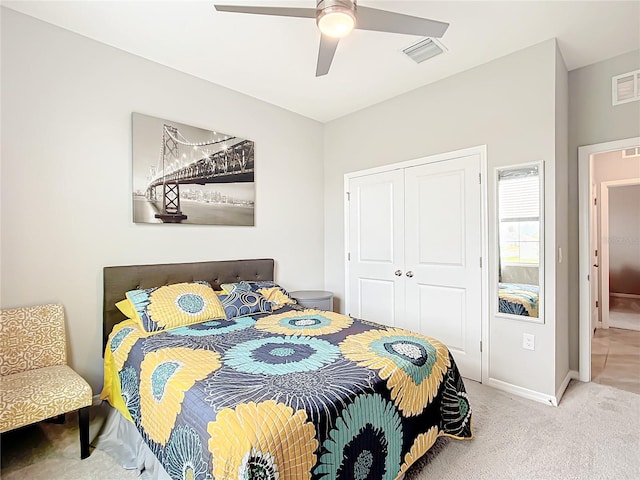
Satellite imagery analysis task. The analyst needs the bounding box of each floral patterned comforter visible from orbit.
[102,306,473,480]
[498,282,539,317]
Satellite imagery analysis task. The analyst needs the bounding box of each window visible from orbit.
[498,167,540,265]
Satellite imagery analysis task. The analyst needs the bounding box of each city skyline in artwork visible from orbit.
[132,112,255,225]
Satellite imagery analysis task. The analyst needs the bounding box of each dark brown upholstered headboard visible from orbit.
[103,258,274,352]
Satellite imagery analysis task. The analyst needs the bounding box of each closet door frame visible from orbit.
[344,145,489,382]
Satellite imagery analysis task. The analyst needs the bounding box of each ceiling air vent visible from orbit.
[612,69,640,105]
[403,38,445,64]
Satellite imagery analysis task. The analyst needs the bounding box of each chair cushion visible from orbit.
[0,365,92,433]
[0,304,66,376]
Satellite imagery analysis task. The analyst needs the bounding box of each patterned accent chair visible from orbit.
[0,304,93,458]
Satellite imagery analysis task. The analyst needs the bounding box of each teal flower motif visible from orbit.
[110,327,135,353]
[354,450,374,480]
[151,361,181,402]
[269,347,296,357]
[204,358,376,439]
[440,366,473,437]
[127,289,151,318]
[165,426,212,480]
[255,309,353,336]
[370,335,437,385]
[175,293,205,315]
[169,317,256,337]
[140,318,258,354]
[119,366,140,423]
[340,328,451,416]
[315,393,402,480]
[224,336,340,375]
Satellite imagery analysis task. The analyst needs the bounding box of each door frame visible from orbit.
[589,179,599,335]
[600,178,640,329]
[578,137,640,382]
[344,145,489,382]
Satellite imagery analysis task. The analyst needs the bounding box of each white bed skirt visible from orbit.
[95,403,171,480]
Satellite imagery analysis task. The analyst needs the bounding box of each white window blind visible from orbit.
[499,174,539,220]
[498,168,540,265]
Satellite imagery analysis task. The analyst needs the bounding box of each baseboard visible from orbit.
[554,370,579,405]
[610,293,640,299]
[609,319,640,331]
[485,377,556,406]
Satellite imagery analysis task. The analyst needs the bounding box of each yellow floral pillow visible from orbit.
[124,282,226,332]
[258,287,296,310]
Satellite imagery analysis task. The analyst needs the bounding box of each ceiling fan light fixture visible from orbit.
[317,6,356,38]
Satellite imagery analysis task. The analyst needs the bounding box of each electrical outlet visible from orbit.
[523,333,535,351]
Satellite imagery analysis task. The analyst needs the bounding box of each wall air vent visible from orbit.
[612,69,640,105]
[403,38,445,64]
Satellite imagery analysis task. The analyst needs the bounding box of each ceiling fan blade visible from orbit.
[316,35,340,77]
[356,6,449,38]
[214,4,316,19]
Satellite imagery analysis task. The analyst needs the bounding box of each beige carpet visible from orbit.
[1,380,639,480]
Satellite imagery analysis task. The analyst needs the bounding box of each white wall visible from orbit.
[0,9,325,392]
[324,40,562,397]
[554,43,570,393]
[568,50,640,370]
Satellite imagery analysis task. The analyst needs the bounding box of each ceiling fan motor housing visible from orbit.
[316,0,357,32]
[316,0,356,13]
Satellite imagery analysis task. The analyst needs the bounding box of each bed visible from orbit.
[498,282,539,317]
[99,258,473,480]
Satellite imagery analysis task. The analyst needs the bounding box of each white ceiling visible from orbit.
[3,0,640,122]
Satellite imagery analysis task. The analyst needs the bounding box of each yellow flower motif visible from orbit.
[396,427,439,478]
[255,309,353,336]
[258,287,295,310]
[500,290,538,317]
[139,347,221,445]
[101,320,150,421]
[147,282,226,330]
[109,320,148,371]
[340,328,451,416]
[207,400,318,480]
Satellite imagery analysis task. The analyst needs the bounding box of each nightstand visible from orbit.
[290,290,334,312]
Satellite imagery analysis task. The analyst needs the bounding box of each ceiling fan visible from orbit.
[214,0,449,77]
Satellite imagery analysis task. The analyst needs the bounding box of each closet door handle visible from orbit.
[406,271,414,278]
[394,270,403,276]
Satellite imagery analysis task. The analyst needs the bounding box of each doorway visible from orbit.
[599,179,640,331]
[579,137,640,394]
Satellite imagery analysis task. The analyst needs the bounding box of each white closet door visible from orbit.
[348,169,405,326]
[404,154,482,381]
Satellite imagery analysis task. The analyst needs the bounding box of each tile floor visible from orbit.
[591,323,640,395]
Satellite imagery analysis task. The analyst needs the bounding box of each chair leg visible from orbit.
[78,406,91,459]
